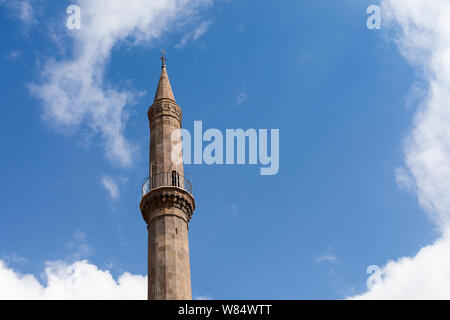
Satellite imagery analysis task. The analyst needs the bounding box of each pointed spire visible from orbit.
[160,48,167,68]
[154,49,176,102]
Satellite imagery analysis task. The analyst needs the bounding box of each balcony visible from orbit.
[142,171,193,197]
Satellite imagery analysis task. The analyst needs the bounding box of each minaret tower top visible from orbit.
[154,49,176,102]
[161,48,167,68]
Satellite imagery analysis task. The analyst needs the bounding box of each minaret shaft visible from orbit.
[147,210,192,300]
[140,57,195,300]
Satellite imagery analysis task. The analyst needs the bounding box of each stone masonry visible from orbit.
[139,55,195,300]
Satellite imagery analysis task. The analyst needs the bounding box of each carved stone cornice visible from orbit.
[148,99,182,124]
[140,186,195,225]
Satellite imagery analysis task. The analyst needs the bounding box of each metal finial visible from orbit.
[160,48,167,68]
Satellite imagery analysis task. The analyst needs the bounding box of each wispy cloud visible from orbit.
[194,294,213,300]
[28,0,213,167]
[64,230,92,261]
[176,20,213,48]
[404,81,428,109]
[101,175,120,200]
[6,51,21,61]
[1,253,28,265]
[16,0,34,24]
[314,247,337,264]
[395,167,415,192]
[1,0,36,25]
[314,254,337,264]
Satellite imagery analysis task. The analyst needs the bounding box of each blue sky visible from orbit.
[1,0,448,299]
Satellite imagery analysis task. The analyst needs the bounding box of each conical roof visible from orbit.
[154,64,176,102]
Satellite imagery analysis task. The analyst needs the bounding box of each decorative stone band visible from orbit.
[148,99,183,124]
[140,186,195,225]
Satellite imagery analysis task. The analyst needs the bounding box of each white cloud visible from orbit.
[350,0,450,299]
[353,232,450,299]
[404,81,428,109]
[30,0,212,167]
[394,167,415,192]
[175,19,212,48]
[314,254,337,264]
[6,50,21,60]
[101,175,120,200]
[0,260,146,300]
[64,231,92,261]
[384,0,450,228]
[17,0,34,24]
[0,230,146,300]
[194,294,213,300]
[314,247,337,263]
[1,253,28,265]
[1,0,36,25]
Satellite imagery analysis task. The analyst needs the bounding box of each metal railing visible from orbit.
[142,171,193,197]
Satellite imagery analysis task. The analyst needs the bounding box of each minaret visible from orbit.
[140,50,195,300]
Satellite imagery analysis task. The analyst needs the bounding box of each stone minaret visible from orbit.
[140,51,195,300]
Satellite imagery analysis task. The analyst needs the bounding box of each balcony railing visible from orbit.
[142,171,193,197]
